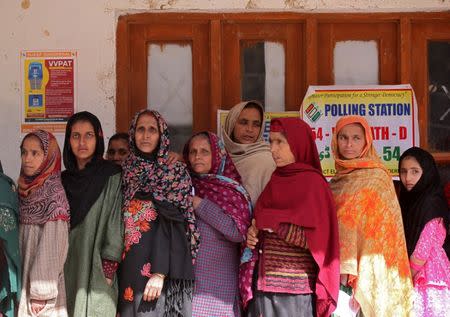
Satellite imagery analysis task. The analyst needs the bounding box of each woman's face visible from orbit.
[399,156,423,191]
[337,123,367,160]
[269,131,295,167]
[21,135,44,176]
[188,136,212,175]
[232,107,262,144]
[70,120,97,164]
[134,113,160,154]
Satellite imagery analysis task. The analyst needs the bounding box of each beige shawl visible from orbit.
[222,101,276,206]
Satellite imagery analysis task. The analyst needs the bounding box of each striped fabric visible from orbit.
[257,229,317,295]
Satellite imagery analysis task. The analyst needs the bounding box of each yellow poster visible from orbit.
[301,85,420,177]
[21,50,77,133]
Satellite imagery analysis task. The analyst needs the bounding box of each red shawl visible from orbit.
[18,130,70,225]
[255,117,340,317]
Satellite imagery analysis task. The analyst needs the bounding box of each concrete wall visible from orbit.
[1,0,449,179]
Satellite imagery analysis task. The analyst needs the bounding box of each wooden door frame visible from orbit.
[117,11,450,161]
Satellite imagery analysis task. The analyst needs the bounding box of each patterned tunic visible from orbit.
[256,224,317,294]
[411,218,450,317]
[192,199,244,317]
[18,221,69,317]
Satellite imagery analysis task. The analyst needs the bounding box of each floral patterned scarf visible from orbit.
[121,109,200,259]
[183,132,252,237]
[18,130,70,225]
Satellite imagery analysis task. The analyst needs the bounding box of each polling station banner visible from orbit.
[301,85,420,177]
[217,109,299,142]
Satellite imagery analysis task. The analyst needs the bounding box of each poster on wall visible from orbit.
[21,50,77,133]
[300,84,420,177]
[217,109,299,141]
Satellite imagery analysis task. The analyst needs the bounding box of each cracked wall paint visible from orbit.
[21,0,30,10]
[284,0,307,9]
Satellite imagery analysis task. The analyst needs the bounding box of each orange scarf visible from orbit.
[330,116,413,317]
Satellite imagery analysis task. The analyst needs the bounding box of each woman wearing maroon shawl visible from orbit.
[245,117,339,317]
[184,132,252,317]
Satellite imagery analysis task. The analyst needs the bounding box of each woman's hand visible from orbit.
[30,299,46,315]
[167,152,182,164]
[105,277,113,286]
[246,219,259,249]
[192,196,202,209]
[143,274,165,302]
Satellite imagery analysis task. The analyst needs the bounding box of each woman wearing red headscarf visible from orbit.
[245,117,339,317]
[17,130,70,317]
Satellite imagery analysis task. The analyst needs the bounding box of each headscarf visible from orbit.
[222,101,276,206]
[183,132,252,237]
[121,109,200,259]
[399,147,450,258]
[332,115,386,175]
[329,115,413,317]
[62,111,121,228]
[249,117,340,316]
[18,130,69,225]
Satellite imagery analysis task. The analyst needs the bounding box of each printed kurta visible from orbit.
[192,199,244,317]
[183,132,252,317]
[411,218,450,316]
[18,221,68,317]
[64,173,124,317]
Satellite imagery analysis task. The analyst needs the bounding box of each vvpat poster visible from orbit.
[301,85,420,177]
[21,50,77,133]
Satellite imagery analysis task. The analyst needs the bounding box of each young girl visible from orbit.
[17,130,70,317]
[62,112,123,317]
[399,147,450,316]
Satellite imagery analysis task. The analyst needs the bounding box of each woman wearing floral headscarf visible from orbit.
[329,115,413,317]
[17,130,70,317]
[118,109,199,317]
[62,112,124,317]
[183,132,251,317]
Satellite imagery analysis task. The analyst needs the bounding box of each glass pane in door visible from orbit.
[241,41,285,112]
[147,43,193,152]
[334,40,379,85]
[428,41,450,152]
